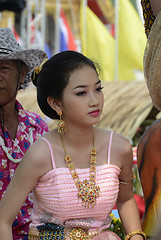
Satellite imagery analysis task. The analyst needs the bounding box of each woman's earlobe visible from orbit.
[47,96,61,113]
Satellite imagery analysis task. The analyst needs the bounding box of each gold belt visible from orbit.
[29,227,100,240]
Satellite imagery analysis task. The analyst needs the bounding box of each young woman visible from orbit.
[0,51,145,240]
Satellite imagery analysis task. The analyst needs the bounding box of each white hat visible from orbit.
[0,27,48,85]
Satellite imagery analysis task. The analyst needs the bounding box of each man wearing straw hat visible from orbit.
[0,28,49,240]
[137,3,161,240]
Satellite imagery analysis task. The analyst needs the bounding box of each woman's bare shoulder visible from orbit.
[113,132,131,151]
[22,131,56,177]
[95,127,131,147]
[107,131,133,168]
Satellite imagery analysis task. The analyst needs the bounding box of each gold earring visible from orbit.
[57,111,67,134]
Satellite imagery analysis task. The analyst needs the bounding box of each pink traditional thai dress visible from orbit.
[29,132,121,239]
[0,100,49,240]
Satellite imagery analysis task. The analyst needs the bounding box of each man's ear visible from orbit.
[47,96,62,114]
[20,65,28,84]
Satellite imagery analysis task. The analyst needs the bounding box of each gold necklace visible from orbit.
[59,133,100,208]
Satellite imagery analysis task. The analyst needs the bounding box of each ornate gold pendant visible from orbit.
[69,228,87,240]
[78,179,100,208]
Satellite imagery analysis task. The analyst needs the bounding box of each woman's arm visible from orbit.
[0,139,52,240]
[116,137,143,240]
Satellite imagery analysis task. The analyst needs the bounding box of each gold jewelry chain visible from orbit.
[59,133,100,208]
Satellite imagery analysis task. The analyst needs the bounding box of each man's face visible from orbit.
[0,59,25,106]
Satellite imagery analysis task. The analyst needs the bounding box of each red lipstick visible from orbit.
[88,110,99,116]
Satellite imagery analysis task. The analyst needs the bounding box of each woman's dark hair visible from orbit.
[33,50,100,119]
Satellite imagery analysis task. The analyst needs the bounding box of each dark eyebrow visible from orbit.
[74,85,87,89]
[73,80,101,90]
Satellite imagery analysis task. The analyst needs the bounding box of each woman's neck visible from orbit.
[58,125,95,149]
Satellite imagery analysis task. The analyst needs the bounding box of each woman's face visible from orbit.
[60,65,104,128]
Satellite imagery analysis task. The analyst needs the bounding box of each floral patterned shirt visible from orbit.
[0,100,49,240]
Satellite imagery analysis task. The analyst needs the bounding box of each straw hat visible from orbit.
[0,27,48,85]
[144,11,161,111]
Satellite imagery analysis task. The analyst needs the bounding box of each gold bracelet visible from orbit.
[125,230,146,240]
[119,170,136,184]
